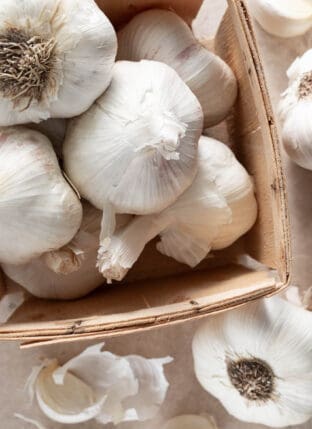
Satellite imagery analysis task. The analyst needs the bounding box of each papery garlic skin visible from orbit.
[64,60,203,215]
[279,49,312,169]
[0,0,117,125]
[0,127,82,265]
[192,296,312,427]
[117,9,237,127]
[248,0,312,38]
[164,414,218,429]
[98,137,257,282]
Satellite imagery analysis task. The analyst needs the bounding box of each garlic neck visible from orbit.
[127,105,187,161]
[298,71,312,99]
[0,27,60,109]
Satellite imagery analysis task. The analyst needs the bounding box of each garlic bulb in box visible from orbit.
[2,204,131,300]
[64,60,203,220]
[0,0,117,125]
[279,49,312,169]
[98,136,257,282]
[248,0,312,38]
[117,9,237,127]
[0,126,82,265]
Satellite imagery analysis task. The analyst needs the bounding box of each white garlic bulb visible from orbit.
[64,60,203,217]
[248,0,312,38]
[279,49,312,169]
[0,126,82,265]
[98,136,257,282]
[2,204,131,300]
[32,343,172,425]
[0,0,117,125]
[192,296,312,427]
[164,414,218,429]
[117,9,237,128]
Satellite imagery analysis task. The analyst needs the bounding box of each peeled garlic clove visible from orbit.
[0,127,82,265]
[192,296,312,427]
[248,0,312,38]
[36,360,106,424]
[117,9,237,127]
[64,60,203,215]
[279,49,312,169]
[164,414,218,429]
[0,0,117,125]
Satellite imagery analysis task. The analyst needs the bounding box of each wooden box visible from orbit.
[0,0,290,346]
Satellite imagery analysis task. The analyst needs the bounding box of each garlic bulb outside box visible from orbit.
[98,136,257,282]
[32,343,172,425]
[279,49,312,169]
[248,0,312,38]
[0,126,82,265]
[2,204,131,300]
[0,0,117,125]
[192,296,312,427]
[117,9,237,128]
[164,414,218,429]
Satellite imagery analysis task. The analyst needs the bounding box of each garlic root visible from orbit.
[117,9,237,127]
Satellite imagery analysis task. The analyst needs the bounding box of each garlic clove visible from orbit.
[279,49,312,170]
[164,414,218,429]
[248,0,312,38]
[0,0,117,125]
[36,360,106,424]
[192,296,312,427]
[0,126,82,265]
[64,60,203,216]
[117,9,237,127]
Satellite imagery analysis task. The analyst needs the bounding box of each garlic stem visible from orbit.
[97,215,167,282]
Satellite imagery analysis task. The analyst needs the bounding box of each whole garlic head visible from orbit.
[0,126,82,265]
[248,0,312,38]
[98,136,257,282]
[279,49,312,170]
[117,9,237,127]
[64,60,203,215]
[0,0,117,125]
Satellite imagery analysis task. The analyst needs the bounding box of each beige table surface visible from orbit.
[0,1,311,428]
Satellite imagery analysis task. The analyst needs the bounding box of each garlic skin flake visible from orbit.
[192,296,312,427]
[64,60,203,216]
[2,204,105,300]
[279,49,312,170]
[117,9,237,127]
[0,127,82,265]
[0,0,117,125]
[164,414,218,429]
[98,136,257,282]
[34,343,172,425]
[248,0,312,38]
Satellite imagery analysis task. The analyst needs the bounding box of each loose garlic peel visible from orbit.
[164,414,218,429]
[248,0,312,38]
[0,126,82,266]
[117,9,237,128]
[98,136,257,282]
[279,49,312,170]
[2,204,131,300]
[0,0,117,125]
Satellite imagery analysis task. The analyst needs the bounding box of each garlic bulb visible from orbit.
[32,343,172,425]
[64,59,203,217]
[2,204,131,299]
[248,0,312,38]
[0,126,82,265]
[192,296,312,427]
[0,0,117,125]
[164,414,218,429]
[98,136,257,282]
[279,49,312,169]
[117,9,237,127]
